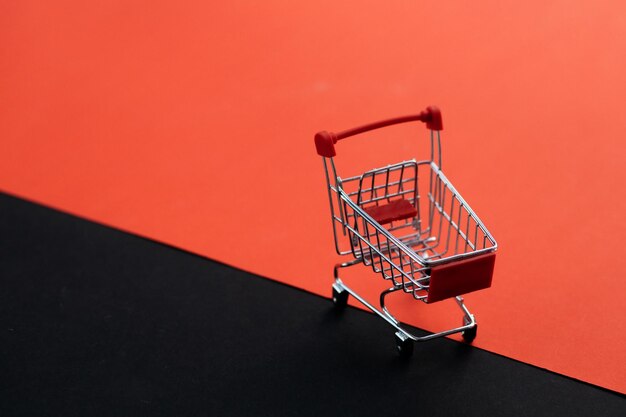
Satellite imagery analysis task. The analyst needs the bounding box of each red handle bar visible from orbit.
[314,106,443,158]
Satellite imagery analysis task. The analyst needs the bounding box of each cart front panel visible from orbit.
[426,252,496,303]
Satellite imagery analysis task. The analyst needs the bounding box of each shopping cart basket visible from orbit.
[315,106,497,357]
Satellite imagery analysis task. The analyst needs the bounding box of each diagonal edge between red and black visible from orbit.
[1,192,624,416]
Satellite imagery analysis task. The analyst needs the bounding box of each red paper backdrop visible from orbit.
[1,1,625,393]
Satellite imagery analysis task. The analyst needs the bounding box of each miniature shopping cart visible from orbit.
[315,106,497,357]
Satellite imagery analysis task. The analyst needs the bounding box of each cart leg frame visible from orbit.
[332,258,478,349]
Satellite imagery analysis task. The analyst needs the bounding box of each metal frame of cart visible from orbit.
[315,106,498,357]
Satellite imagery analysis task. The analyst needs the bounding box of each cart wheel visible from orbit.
[462,323,477,343]
[394,332,414,359]
[332,286,349,309]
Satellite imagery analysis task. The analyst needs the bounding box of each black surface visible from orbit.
[0,192,624,416]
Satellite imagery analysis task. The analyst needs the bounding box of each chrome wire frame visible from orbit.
[333,259,476,342]
[322,130,497,341]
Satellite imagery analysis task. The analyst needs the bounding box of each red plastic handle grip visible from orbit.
[315,106,442,158]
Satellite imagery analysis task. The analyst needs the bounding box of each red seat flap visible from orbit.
[363,199,417,225]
